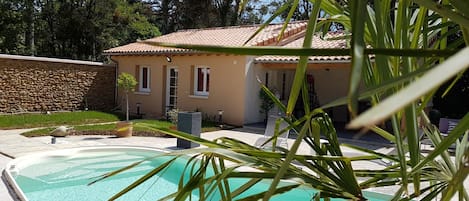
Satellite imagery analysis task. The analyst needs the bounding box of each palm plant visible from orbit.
[94,0,469,200]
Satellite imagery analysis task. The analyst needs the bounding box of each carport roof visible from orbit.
[254,33,350,63]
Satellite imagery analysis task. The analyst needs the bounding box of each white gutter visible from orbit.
[102,49,199,56]
[254,59,352,64]
[108,56,119,107]
[254,58,376,64]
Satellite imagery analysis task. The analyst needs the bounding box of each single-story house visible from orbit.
[104,21,352,126]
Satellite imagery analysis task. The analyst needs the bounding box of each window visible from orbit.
[138,66,151,92]
[194,66,210,96]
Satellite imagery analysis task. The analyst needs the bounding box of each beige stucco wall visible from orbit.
[310,64,351,123]
[310,64,351,104]
[112,54,247,126]
[255,62,352,123]
[112,54,355,125]
[112,55,165,119]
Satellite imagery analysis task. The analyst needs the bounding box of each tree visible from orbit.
[117,72,137,122]
[0,0,160,61]
[149,0,269,34]
[110,0,161,45]
[259,88,275,123]
[238,0,269,24]
[214,0,238,26]
[0,0,26,54]
[0,0,272,57]
[269,0,313,21]
[23,0,35,55]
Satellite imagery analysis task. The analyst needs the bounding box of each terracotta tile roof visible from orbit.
[255,32,351,63]
[104,21,308,55]
[104,22,352,63]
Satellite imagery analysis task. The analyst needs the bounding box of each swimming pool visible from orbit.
[3,146,393,201]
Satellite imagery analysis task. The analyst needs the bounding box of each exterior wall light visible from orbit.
[136,102,141,115]
[166,56,172,62]
[218,110,224,127]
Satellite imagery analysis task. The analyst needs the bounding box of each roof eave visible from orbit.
[254,59,352,64]
[103,49,201,56]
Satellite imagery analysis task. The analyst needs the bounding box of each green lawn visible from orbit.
[17,116,221,138]
[2,111,221,137]
[0,111,121,129]
[22,119,176,137]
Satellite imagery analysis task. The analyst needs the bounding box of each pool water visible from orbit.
[13,149,184,201]
[7,147,392,201]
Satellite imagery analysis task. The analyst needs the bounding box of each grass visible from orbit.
[0,111,120,129]
[1,111,222,137]
[21,118,221,137]
[22,119,172,137]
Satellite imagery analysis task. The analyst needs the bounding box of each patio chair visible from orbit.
[438,117,463,150]
[438,118,460,137]
[254,115,290,149]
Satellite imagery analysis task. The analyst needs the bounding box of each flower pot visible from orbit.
[116,121,133,137]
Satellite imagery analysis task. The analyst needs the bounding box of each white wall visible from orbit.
[244,58,265,124]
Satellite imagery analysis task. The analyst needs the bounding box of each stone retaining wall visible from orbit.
[0,55,116,113]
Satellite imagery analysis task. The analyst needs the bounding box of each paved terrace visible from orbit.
[0,128,466,200]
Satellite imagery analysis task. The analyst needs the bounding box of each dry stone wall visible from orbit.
[0,56,116,113]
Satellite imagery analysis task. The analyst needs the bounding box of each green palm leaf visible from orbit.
[100,1,469,200]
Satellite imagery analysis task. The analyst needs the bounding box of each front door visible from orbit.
[166,67,178,112]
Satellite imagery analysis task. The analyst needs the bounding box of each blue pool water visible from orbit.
[9,147,392,201]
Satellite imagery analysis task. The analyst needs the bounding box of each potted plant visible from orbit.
[259,88,275,124]
[116,72,137,137]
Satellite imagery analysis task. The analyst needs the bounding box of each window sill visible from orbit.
[189,95,209,99]
[134,91,151,95]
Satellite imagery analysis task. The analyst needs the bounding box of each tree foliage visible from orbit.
[117,72,137,122]
[0,0,273,60]
[148,0,269,34]
[269,0,313,21]
[0,0,27,54]
[0,0,160,61]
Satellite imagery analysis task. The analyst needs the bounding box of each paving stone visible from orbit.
[0,155,15,201]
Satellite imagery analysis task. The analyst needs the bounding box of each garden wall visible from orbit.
[0,54,116,113]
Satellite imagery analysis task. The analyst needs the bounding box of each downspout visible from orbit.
[108,55,119,108]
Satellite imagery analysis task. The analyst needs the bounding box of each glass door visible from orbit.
[166,67,178,112]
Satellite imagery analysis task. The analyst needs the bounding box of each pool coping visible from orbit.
[1,170,20,201]
[4,145,397,201]
[3,145,171,201]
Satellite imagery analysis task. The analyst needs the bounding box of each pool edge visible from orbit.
[3,167,26,201]
[3,145,170,201]
[3,145,398,201]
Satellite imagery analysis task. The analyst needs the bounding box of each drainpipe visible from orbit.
[108,55,119,108]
